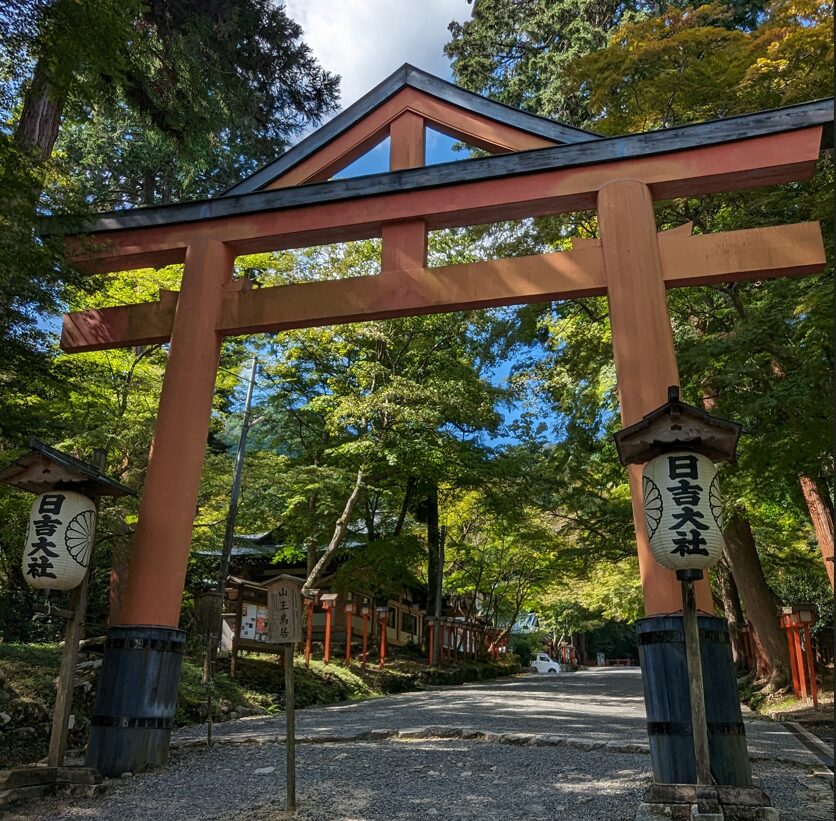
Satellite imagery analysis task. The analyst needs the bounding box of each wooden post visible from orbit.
[598,181,712,615]
[379,613,387,669]
[427,621,434,666]
[782,616,801,697]
[231,594,243,679]
[265,576,302,815]
[802,625,818,709]
[792,625,809,702]
[48,451,106,768]
[47,568,91,766]
[204,627,214,747]
[680,571,712,785]
[285,643,296,814]
[304,599,314,667]
[324,606,332,664]
[120,240,234,627]
[345,606,353,667]
[361,611,369,668]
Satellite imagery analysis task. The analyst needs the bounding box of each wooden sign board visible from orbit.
[229,579,277,653]
[266,575,303,644]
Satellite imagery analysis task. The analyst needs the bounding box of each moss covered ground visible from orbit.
[0,642,519,769]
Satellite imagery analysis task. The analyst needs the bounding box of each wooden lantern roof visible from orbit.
[0,439,135,497]
[613,387,742,465]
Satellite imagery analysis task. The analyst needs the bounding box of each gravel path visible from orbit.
[8,669,833,821]
[173,668,824,767]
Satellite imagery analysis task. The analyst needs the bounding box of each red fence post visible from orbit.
[361,604,370,669]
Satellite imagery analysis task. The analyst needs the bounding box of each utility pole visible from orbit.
[217,357,259,593]
[205,357,258,745]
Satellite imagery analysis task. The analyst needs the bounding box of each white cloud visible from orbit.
[285,0,473,111]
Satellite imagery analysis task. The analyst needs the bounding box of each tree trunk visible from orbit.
[799,474,835,588]
[14,60,65,160]
[715,555,748,672]
[303,470,363,591]
[305,490,319,576]
[577,632,587,665]
[108,541,131,626]
[723,512,790,690]
[393,476,416,537]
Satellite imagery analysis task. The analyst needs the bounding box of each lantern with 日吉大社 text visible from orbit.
[642,450,725,572]
[22,490,96,590]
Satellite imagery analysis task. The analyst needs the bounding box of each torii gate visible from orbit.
[52,65,831,778]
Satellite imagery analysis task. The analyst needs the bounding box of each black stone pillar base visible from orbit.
[636,614,752,786]
[636,784,778,820]
[85,626,186,777]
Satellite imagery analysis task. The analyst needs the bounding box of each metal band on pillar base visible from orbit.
[637,614,751,785]
[86,626,185,777]
[635,615,776,819]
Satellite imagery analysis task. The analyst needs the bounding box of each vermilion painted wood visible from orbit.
[59,222,824,352]
[380,220,428,274]
[803,624,819,708]
[389,110,426,170]
[598,180,713,614]
[225,63,597,195]
[264,87,556,190]
[63,127,822,273]
[381,110,428,274]
[60,91,827,628]
[119,240,234,627]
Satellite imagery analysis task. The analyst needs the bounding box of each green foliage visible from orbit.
[585,620,639,661]
[444,0,834,625]
[511,632,547,663]
[332,536,425,602]
[446,0,630,123]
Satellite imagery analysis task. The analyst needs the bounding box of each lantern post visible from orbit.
[781,605,818,708]
[320,593,338,664]
[360,602,371,668]
[614,388,777,817]
[0,440,134,791]
[377,606,389,668]
[344,600,355,667]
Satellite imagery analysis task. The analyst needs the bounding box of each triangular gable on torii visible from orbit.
[225,63,600,195]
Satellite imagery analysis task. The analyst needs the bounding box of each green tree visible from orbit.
[446,0,833,688]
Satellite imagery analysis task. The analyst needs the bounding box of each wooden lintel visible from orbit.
[220,244,606,337]
[62,126,823,274]
[660,221,824,285]
[61,289,178,353]
[59,221,824,353]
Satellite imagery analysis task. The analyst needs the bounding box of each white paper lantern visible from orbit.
[642,451,725,571]
[22,490,96,590]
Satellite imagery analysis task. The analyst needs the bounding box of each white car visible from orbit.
[530,652,559,673]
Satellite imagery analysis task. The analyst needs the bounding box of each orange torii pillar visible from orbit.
[601,181,748,787]
[86,240,235,776]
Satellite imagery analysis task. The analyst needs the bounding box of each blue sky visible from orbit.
[285,1,476,174]
[284,1,472,113]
